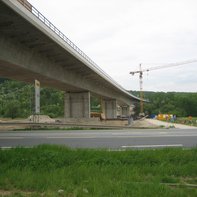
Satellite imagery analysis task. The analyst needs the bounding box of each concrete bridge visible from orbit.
[0,0,140,120]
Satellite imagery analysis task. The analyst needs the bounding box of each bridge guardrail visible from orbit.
[16,0,127,92]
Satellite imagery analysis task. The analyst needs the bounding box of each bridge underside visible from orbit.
[0,59,81,91]
[0,0,139,120]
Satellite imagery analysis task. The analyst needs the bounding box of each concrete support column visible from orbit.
[102,99,117,119]
[121,105,129,117]
[64,92,90,118]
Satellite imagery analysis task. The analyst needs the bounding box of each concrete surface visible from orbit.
[0,129,197,149]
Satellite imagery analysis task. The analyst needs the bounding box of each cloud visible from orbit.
[29,0,197,92]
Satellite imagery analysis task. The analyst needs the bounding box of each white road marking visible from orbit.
[0,146,12,149]
[159,132,168,134]
[46,134,197,139]
[0,137,24,139]
[1,132,197,140]
[121,144,183,148]
[46,136,95,139]
[0,146,31,149]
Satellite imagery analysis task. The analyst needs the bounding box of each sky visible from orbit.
[28,0,197,92]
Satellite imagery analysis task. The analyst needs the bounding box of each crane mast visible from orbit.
[139,64,144,116]
[130,59,197,116]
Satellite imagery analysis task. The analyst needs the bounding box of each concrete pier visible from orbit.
[102,99,117,119]
[64,92,90,118]
[120,105,129,117]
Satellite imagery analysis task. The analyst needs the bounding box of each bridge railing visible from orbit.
[16,0,126,91]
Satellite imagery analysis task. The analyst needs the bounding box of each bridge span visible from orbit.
[0,0,140,120]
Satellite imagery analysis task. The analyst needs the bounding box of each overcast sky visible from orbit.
[28,0,197,92]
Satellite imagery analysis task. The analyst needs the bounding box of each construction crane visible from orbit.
[129,59,197,116]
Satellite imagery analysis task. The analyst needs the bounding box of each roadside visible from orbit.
[145,118,197,129]
[0,116,196,131]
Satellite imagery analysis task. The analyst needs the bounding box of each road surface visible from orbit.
[0,129,197,149]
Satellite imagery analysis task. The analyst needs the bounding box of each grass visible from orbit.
[0,145,197,196]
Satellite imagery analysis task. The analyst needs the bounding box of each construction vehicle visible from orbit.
[129,59,197,116]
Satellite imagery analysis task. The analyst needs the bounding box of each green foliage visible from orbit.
[0,79,64,118]
[0,78,100,119]
[40,87,64,118]
[90,96,101,112]
[4,100,21,119]
[0,80,33,118]
[131,91,197,117]
[0,145,197,196]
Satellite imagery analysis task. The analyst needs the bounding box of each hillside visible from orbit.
[0,79,64,118]
[130,90,197,117]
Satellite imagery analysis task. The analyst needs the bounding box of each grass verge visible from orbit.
[0,145,197,196]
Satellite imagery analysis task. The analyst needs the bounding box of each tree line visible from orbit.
[0,79,64,119]
[130,91,197,117]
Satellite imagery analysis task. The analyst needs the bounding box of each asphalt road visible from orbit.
[0,128,197,149]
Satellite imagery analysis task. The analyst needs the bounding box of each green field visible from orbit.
[0,145,197,196]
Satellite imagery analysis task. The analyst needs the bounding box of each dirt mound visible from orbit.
[131,119,158,128]
[28,115,55,123]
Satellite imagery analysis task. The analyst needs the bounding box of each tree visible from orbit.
[130,90,197,117]
[4,100,21,119]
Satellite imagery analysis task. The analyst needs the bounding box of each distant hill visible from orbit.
[130,90,197,117]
